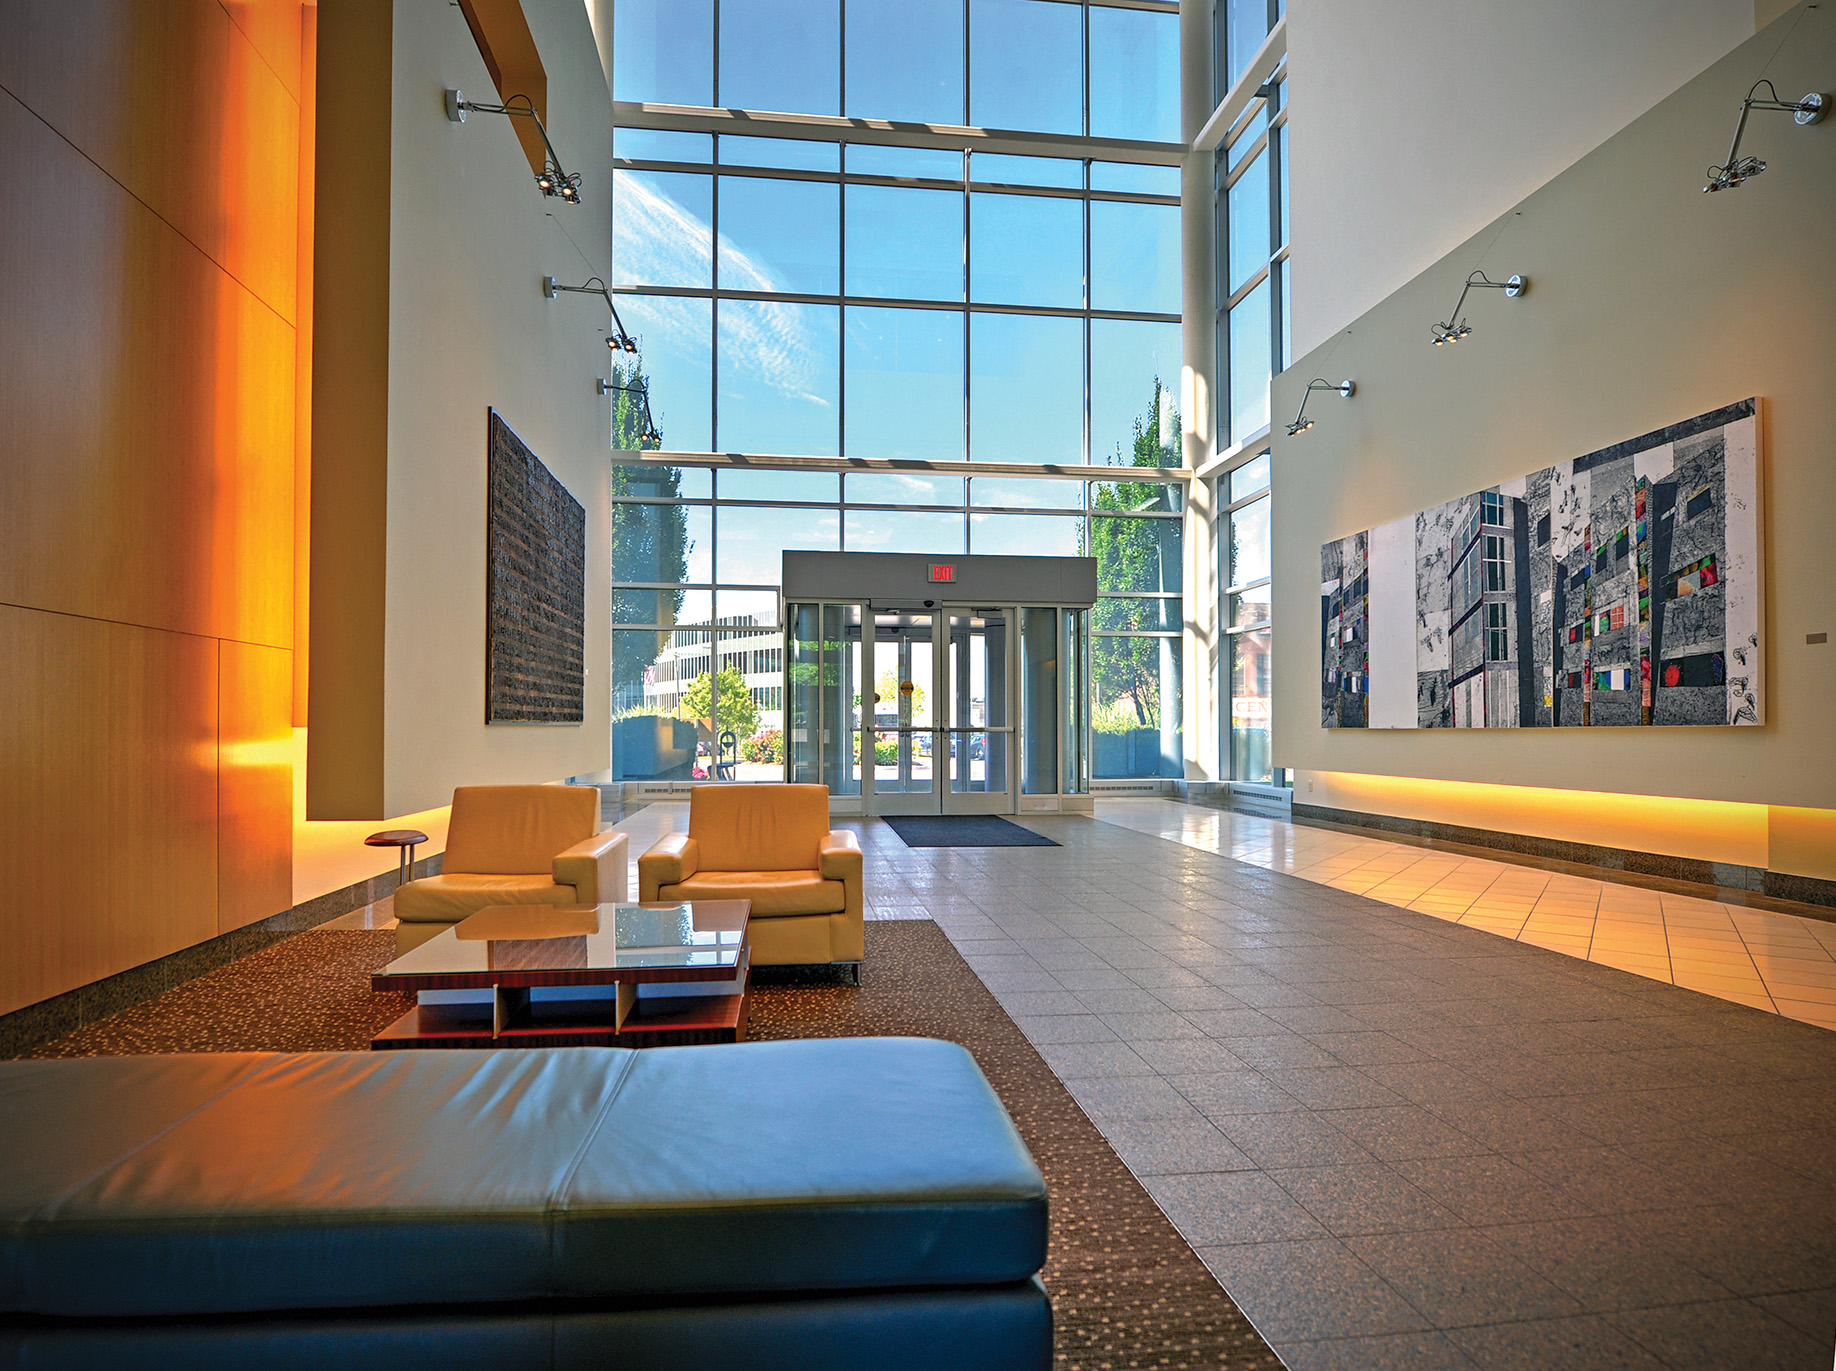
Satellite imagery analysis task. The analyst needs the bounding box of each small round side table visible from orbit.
[365,829,429,884]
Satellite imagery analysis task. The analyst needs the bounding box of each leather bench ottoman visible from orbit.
[0,1038,1050,1370]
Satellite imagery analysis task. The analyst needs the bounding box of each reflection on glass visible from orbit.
[719,0,839,115]
[1090,200,1179,314]
[1091,319,1181,468]
[846,471,964,506]
[614,171,713,288]
[611,496,694,585]
[972,477,1082,510]
[844,509,964,555]
[871,613,934,794]
[1088,5,1179,142]
[1225,0,1272,94]
[718,589,780,624]
[717,178,839,295]
[971,153,1082,188]
[614,0,713,106]
[1092,515,1182,593]
[1092,634,1181,778]
[1227,150,1269,297]
[1063,608,1087,792]
[1229,496,1271,587]
[611,296,713,452]
[845,186,963,301]
[613,632,699,782]
[845,145,963,180]
[715,505,839,583]
[969,0,1082,135]
[1020,607,1057,794]
[615,129,713,163]
[969,192,1082,307]
[969,313,1082,463]
[717,136,840,172]
[716,469,839,503]
[844,307,964,461]
[1278,257,1291,370]
[1091,162,1181,195]
[845,0,964,124]
[1094,479,1183,514]
[716,300,840,455]
[947,611,1009,795]
[1228,107,1267,175]
[1229,588,1272,628]
[708,627,784,777]
[1092,598,1179,632]
[969,513,1083,557]
[1228,277,1272,442]
[1230,625,1272,783]
[1229,451,1271,502]
[787,602,862,794]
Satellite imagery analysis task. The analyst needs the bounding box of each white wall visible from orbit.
[1285,0,1756,359]
[1271,6,1836,818]
[380,0,613,816]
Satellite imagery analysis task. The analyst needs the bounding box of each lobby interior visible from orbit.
[3,0,1834,1367]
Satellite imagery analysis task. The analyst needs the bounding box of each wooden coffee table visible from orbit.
[370,900,750,1050]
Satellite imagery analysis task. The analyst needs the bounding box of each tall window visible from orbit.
[608,2,1185,783]
[1221,451,1272,782]
[1215,75,1287,449]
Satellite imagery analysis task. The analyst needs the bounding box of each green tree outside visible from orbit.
[1089,379,1180,731]
[676,666,761,741]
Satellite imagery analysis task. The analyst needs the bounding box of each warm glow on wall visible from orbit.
[1303,771,1772,868]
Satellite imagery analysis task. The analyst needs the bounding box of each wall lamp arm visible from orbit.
[544,275,640,354]
[1430,270,1528,345]
[1286,378,1355,437]
[446,89,584,203]
[1703,80,1826,192]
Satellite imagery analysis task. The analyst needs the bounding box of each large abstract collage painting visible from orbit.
[1322,399,1762,729]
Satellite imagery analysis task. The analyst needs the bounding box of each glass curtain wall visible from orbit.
[609,0,1186,784]
[1220,451,1273,781]
[1209,0,1286,783]
[1215,74,1288,448]
[609,468,1182,781]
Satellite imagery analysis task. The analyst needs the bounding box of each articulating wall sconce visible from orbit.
[1287,378,1355,436]
[544,275,640,354]
[599,378,661,446]
[1430,270,1528,346]
[446,89,583,204]
[1702,79,1826,192]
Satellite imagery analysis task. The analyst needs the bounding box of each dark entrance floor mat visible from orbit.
[883,815,1061,848]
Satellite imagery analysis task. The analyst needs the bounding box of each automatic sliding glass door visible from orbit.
[943,610,1012,814]
[867,611,939,815]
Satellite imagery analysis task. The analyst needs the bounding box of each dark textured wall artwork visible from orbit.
[1321,399,1762,729]
[486,409,586,723]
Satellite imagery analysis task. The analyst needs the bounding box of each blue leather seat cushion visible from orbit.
[0,1039,1047,1319]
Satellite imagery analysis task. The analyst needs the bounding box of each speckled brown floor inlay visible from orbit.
[749,921,1282,1370]
[15,921,1283,1370]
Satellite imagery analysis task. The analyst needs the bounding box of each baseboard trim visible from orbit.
[0,854,444,1058]
[1291,803,1836,916]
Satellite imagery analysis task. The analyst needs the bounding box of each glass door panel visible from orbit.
[944,610,1011,812]
[868,610,938,813]
[785,603,862,794]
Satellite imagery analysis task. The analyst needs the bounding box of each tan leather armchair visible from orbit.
[393,785,628,953]
[639,784,864,980]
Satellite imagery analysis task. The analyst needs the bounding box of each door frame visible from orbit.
[860,603,1018,817]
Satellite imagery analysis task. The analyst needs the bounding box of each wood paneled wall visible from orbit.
[0,1,305,1017]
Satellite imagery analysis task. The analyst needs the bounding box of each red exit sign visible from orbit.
[928,563,956,583]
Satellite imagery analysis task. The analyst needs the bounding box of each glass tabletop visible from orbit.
[376,901,750,982]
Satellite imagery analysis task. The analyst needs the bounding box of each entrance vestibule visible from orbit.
[782,552,1095,817]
